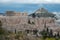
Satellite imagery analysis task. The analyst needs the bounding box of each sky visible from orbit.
[0,0,60,14]
[0,0,60,4]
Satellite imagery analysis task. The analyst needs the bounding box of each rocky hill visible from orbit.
[29,8,55,18]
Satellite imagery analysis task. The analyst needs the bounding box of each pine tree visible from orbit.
[28,20,31,24]
[32,13,36,18]
[49,29,53,37]
[57,32,60,38]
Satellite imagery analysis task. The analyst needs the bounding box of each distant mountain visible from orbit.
[29,8,55,18]
[35,8,48,14]
[0,13,5,16]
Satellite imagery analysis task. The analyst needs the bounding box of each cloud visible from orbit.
[0,0,11,3]
[0,0,60,4]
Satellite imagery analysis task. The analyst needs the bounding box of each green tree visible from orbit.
[49,29,53,37]
[40,29,47,39]
[57,32,60,37]
[0,21,2,27]
[0,20,4,35]
[33,29,38,35]
[32,13,36,18]
[0,20,7,35]
[28,20,31,24]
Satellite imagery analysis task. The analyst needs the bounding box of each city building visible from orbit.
[0,8,59,34]
[6,11,28,16]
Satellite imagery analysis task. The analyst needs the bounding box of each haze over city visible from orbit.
[0,0,60,40]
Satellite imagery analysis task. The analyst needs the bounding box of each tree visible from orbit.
[0,20,7,35]
[33,29,38,35]
[25,30,30,34]
[44,21,46,28]
[0,20,4,35]
[49,29,53,37]
[15,29,16,34]
[32,22,35,24]
[40,29,47,39]
[0,21,2,27]
[56,32,60,38]
[54,34,56,38]
[46,27,49,33]
[32,13,36,18]
[28,20,31,24]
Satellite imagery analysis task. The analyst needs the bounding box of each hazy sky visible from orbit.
[0,0,60,14]
[0,0,60,4]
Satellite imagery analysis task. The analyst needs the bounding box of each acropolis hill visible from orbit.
[0,8,60,33]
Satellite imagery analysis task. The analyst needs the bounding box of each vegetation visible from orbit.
[28,19,35,24]
[28,20,31,24]
[0,20,7,35]
[40,23,60,40]
[29,12,55,18]
[32,13,36,18]
[0,18,59,40]
[36,13,55,18]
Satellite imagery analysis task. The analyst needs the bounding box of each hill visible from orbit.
[29,8,55,18]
